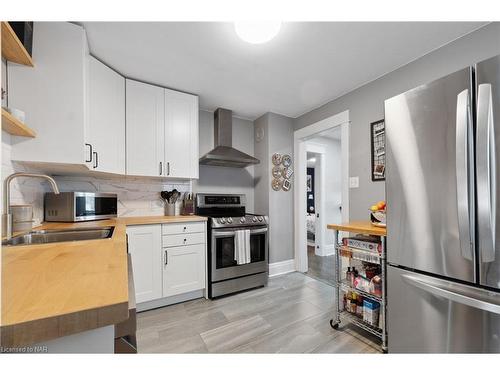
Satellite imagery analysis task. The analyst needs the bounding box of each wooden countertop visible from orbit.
[0,215,207,347]
[327,221,386,236]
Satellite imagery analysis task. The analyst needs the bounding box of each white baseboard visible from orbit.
[320,244,335,257]
[269,259,296,277]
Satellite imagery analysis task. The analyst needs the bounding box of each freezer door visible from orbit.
[388,266,500,353]
[476,55,500,290]
[385,67,475,282]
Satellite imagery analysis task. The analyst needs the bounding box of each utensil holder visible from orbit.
[165,203,176,216]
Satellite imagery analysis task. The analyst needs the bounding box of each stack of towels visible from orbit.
[234,229,251,265]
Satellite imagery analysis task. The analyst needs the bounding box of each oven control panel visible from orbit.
[211,215,268,229]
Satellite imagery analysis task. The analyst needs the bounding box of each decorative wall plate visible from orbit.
[271,178,282,191]
[272,153,282,166]
[272,166,283,178]
[282,154,292,167]
[282,167,293,179]
[282,179,291,191]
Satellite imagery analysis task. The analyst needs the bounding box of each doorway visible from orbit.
[294,110,349,284]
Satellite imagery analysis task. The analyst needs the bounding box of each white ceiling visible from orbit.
[82,22,486,120]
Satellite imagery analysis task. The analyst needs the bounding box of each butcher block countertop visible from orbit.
[1,215,207,348]
[327,221,386,236]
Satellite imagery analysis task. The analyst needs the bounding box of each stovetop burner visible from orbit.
[195,193,268,228]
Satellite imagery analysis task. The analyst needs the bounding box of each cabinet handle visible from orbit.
[164,250,168,265]
[93,151,98,169]
[85,143,93,163]
[183,226,187,231]
[159,162,163,176]
[167,162,170,176]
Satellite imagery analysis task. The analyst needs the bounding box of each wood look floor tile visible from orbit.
[136,272,382,354]
[200,315,273,353]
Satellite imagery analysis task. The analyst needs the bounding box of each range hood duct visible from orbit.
[199,108,260,168]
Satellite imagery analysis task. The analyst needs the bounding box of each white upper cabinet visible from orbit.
[126,79,165,177]
[8,22,89,166]
[164,89,199,179]
[126,79,199,179]
[87,56,125,174]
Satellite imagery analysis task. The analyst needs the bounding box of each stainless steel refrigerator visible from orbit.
[385,54,500,353]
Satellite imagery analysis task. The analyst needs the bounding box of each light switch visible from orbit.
[349,176,359,188]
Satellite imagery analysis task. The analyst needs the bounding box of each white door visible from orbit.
[164,89,199,179]
[126,79,165,177]
[163,244,205,297]
[87,56,125,174]
[127,225,162,304]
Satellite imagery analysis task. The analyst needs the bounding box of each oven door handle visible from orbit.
[212,227,268,237]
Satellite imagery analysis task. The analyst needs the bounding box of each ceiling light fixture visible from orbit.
[234,21,281,44]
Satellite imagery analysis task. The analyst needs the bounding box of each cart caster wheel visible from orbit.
[382,348,388,354]
[330,320,339,329]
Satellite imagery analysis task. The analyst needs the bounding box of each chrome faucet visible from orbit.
[2,173,60,240]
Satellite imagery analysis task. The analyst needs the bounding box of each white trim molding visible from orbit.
[294,110,350,273]
[269,259,296,277]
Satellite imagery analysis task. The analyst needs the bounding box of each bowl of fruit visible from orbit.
[370,201,386,227]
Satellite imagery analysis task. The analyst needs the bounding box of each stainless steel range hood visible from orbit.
[199,108,260,168]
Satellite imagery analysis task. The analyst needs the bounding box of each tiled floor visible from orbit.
[136,272,381,353]
[306,245,335,286]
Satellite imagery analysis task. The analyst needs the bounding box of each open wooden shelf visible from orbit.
[1,21,34,66]
[1,108,36,137]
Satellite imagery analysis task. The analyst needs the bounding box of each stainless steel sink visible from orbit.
[2,226,114,247]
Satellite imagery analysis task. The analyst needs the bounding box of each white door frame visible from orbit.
[305,143,326,256]
[294,110,350,273]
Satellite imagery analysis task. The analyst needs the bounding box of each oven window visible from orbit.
[215,232,266,269]
[215,236,237,269]
[250,233,266,262]
[75,196,117,217]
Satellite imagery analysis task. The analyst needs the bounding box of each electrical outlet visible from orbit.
[349,176,359,188]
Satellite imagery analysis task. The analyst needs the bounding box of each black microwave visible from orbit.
[44,192,117,222]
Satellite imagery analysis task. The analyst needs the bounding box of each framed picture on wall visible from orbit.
[370,119,385,181]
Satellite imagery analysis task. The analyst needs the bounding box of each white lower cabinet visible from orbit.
[126,225,163,304]
[126,221,206,309]
[163,244,205,297]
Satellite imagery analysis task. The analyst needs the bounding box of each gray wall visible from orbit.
[294,22,500,220]
[254,112,295,263]
[253,114,269,216]
[194,110,256,212]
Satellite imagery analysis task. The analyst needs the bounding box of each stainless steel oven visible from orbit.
[196,193,269,298]
[211,226,268,282]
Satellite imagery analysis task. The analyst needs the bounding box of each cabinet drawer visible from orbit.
[163,232,206,247]
[162,221,205,235]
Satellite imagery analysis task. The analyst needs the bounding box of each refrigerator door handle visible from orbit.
[477,83,496,263]
[456,89,473,260]
[401,273,500,315]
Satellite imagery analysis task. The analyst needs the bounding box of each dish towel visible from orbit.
[234,230,252,265]
[244,229,251,264]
